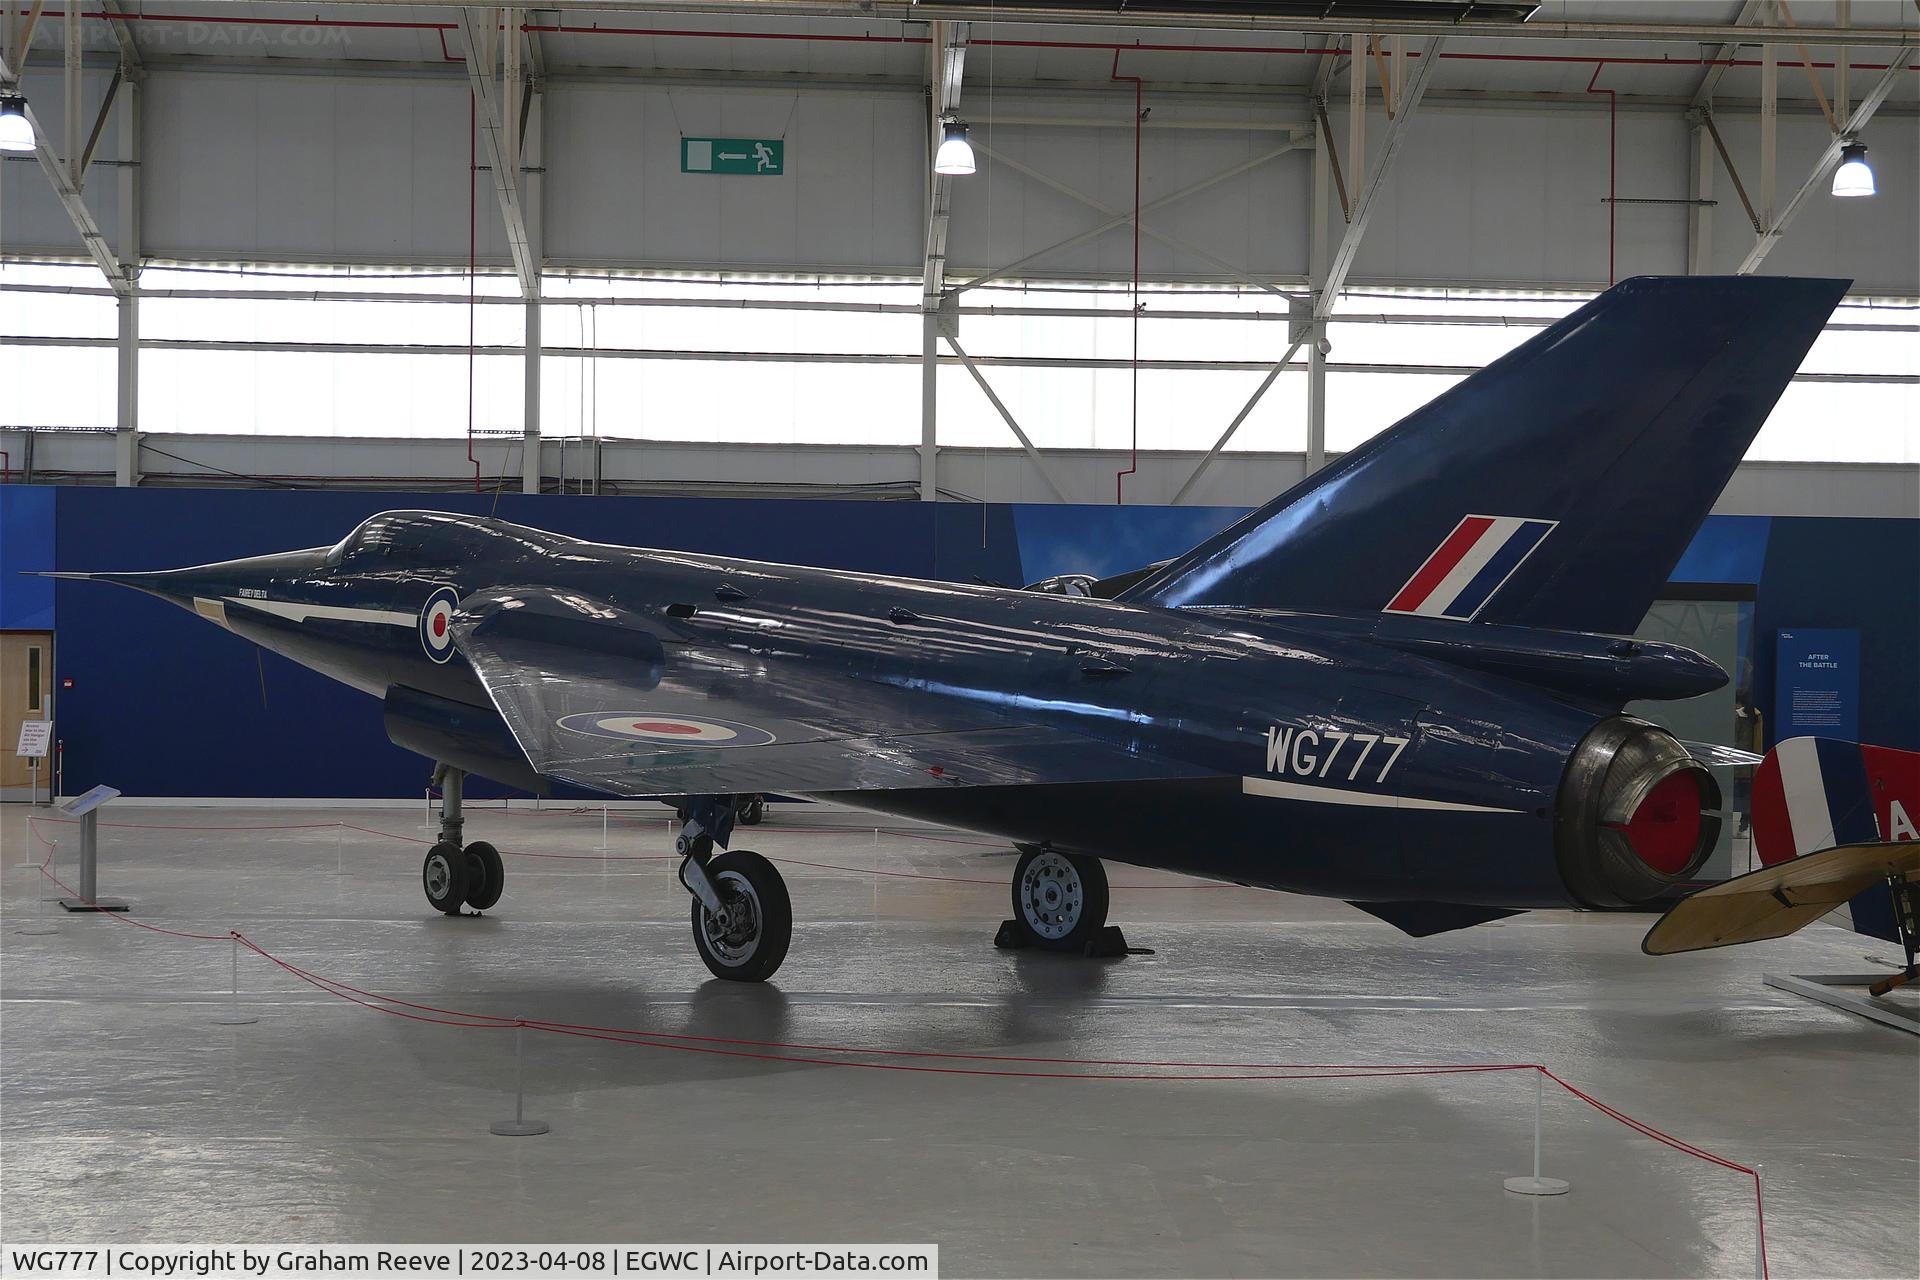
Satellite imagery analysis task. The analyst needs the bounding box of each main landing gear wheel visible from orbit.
[464,840,505,911]
[422,842,470,915]
[738,795,766,826]
[691,849,792,983]
[1010,847,1109,952]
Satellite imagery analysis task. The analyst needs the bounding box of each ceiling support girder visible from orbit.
[944,333,1071,503]
[243,1,1920,49]
[1316,36,1444,320]
[922,19,966,304]
[1737,48,1914,274]
[457,6,540,298]
[0,47,132,295]
[968,137,1308,300]
[1692,0,1768,109]
[1169,337,1307,505]
[920,19,967,500]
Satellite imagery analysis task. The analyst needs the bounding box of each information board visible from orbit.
[58,783,121,817]
[1775,627,1861,742]
[15,719,51,758]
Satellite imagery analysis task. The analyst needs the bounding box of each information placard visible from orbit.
[1775,627,1860,742]
[15,719,51,758]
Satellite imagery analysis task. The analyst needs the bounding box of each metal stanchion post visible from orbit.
[490,1023,550,1136]
[213,934,258,1026]
[16,841,58,935]
[1503,1068,1570,1195]
[1755,1164,1765,1279]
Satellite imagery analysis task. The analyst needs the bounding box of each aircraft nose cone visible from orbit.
[71,547,332,616]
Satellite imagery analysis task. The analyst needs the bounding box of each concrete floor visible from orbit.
[2,800,1915,1278]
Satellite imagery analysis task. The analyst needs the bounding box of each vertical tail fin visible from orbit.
[1126,276,1849,634]
[1752,736,1919,943]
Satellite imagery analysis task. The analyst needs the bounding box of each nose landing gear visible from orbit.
[420,764,505,915]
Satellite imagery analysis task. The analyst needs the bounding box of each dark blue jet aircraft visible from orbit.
[66,276,1846,981]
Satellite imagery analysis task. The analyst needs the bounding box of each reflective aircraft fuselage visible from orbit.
[99,510,1727,914]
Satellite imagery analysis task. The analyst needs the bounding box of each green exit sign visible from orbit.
[681,137,785,176]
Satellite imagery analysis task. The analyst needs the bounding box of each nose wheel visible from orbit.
[419,765,506,915]
[1007,846,1110,952]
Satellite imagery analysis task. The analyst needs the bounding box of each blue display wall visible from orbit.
[1,485,1913,797]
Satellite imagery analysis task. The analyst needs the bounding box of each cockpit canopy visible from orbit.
[324,510,569,571]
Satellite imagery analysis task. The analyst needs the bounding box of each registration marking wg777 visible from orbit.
[1265,726,1409,783]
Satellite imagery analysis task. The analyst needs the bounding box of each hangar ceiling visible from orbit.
[0,2,1914,500]
[19,1,1915,110]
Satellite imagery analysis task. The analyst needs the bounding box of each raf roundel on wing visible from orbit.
[556,712,777,749]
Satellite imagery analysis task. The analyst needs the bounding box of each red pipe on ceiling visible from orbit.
[39,9,1918,73]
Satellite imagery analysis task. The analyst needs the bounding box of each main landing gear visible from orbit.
[420,764,505,916]
[998,845,1113,953]
[676,796,792,982]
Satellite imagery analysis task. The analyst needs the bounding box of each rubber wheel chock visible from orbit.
[1083,925,1153,958]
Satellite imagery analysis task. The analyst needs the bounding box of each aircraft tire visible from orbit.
[422,842,470,915]
[464,840,505,911]
[691,850,792,982]
[1009,847,1109,952]
[738,795,766,826]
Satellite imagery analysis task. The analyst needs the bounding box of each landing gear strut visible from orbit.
[1869,873,1920,997]
[420,764,504,916]
[676,795,791,982]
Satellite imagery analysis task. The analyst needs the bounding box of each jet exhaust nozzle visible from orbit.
[1554,715,1721,908]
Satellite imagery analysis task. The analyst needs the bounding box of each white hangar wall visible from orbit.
[1344,106,1692,286]
[9,63,1916,293]
[543,82,927,272]
[1702,113,1919,287]
[141,71,507,266]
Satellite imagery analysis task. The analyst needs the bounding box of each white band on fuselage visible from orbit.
[1241,774,1523,814]
[223,596,416,627]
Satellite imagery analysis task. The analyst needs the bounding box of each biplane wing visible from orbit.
[1643,841,1919,956]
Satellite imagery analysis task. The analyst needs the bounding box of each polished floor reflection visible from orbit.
[3,800,1915,1277]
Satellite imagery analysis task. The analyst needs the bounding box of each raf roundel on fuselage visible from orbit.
[419,586,460,664]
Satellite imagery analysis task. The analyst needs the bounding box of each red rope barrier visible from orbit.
[14,812,1769,1274]
[30,812,1247,888]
